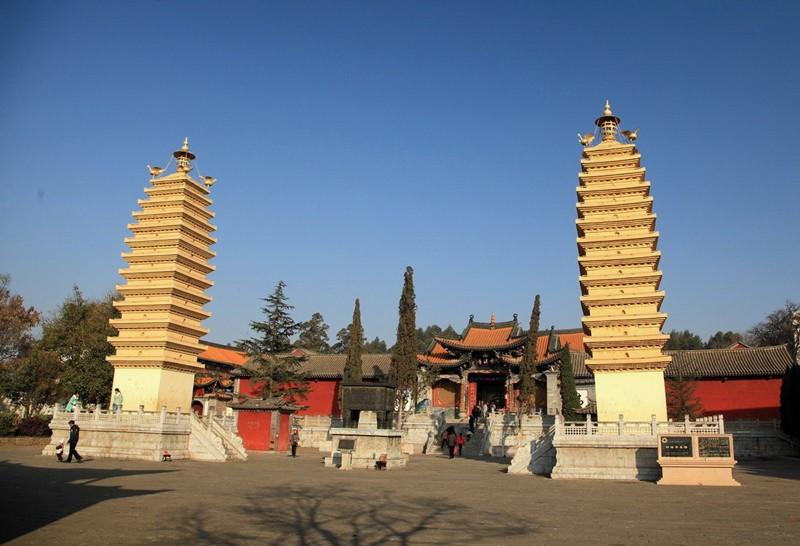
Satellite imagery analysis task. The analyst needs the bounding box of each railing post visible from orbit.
[651,414,658,436]
[585,413,592,436]
[175,407,182,424]
[618,414,625,436]
[94,406,101,421]
[554,414,564,436]
[160,405,167,425]
[684,414,691,434]
[718,414,725,434]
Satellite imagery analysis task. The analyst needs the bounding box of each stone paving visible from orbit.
[2,446,799,545]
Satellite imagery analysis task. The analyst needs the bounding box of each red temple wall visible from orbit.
[237,411,272,451]
[692,378,781,420]
[296,380,340,416]
[236,378,341,416]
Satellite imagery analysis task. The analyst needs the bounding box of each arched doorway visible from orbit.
[191,400,204,416]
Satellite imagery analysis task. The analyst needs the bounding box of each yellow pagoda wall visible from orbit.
[576,103,670,422]
[107,140,216,412]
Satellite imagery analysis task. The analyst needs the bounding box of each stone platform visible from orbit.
[44,407,245,462]
[323,411,408,469]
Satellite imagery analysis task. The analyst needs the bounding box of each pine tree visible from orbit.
[666,374,703,419]
[295,312,331,353]
[517,295,540,415]
[390,266,417,427]
[238,281,307,401]
[559,344,582,420]
[343,299,364,382]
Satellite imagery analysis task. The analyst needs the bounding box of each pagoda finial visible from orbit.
[595,100,621,142]
[173,137,196,174]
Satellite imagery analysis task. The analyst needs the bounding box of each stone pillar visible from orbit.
[544,368,561,416]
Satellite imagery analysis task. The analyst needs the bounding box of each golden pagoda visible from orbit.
[576,102,670,421]
[108,139,217,411]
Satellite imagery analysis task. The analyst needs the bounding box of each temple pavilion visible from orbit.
[417,314,585,414]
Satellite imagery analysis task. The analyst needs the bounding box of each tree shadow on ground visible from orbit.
[735,457,800,481]
[0,459,173,542]
[178,485,536,545]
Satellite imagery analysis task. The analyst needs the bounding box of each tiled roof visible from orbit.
[233,354,392,380]
[229,396,300,411]
[418,341,463,365]
[198,343,248,367]
[437,334,525,352]
[534,330,585,359]
[664,345,792,379]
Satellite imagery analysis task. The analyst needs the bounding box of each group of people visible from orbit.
[441,426,469,458]
[468,401,496,433]
[64,388,124,414]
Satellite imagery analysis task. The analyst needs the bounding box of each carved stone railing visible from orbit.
[555,413,724,438]
[52,404,191,431]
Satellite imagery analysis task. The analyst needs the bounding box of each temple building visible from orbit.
[417,314,585,415]
[108,139,217,412]
[577,101,670,421]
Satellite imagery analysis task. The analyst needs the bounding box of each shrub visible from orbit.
[0,412,15,436]
[15,415,52,437]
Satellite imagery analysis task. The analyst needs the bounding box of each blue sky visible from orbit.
[1,1,797,346]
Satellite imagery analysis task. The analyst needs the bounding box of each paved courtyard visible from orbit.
[2,446,799,545]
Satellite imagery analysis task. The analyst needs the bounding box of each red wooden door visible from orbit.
[276,412,291,452]
[237,411,271,451]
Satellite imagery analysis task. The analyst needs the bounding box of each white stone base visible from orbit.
[324,427,408,470]
[551,436,661,481]
[44,417,191,462]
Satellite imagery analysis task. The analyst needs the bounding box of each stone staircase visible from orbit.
[189,413,247,461]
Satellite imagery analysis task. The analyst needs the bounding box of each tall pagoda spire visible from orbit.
[107,139,217,412]
[576,102,670,421]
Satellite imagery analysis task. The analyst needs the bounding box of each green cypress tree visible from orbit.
[517,294,541,415]
[390,266,417,427]
[559,343,582,420]
[343,299,364,382]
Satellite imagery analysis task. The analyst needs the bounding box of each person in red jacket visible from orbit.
[456,432,465,456]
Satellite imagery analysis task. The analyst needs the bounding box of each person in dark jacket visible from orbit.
[446,430,457,459]
[65,420,83,463]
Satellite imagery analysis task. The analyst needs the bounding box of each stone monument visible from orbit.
[324,382,407,469]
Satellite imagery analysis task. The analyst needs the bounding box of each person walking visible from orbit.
[480,401,488,419]
[289,430,300,458]
[111,388,123,414]
[456,432,465,456]
[65,420,82,463]
[446,429,457,459]
[470,404,480,432]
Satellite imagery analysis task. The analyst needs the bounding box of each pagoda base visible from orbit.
[551,435,660,481]
[43,408,240,462]
[594,369,667,422]
[111,365,199,412]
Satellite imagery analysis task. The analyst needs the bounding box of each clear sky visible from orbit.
[1,1,797,346]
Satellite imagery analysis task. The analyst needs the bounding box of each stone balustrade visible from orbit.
[555,413,724,438]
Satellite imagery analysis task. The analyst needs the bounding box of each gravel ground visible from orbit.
[1,446,799,545]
